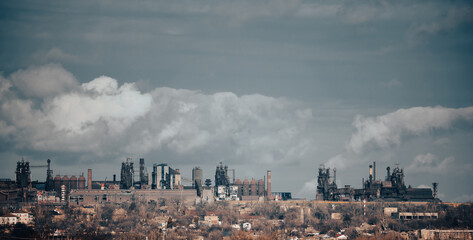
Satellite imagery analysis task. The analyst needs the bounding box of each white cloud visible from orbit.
[45,76,152,134]
[347,106,473,155]
[1,66,315,166]
[0,71,152,153]
[326,106,473,169]
[124,88,315,164]
[9,64,79,98]
[0,75,12,96]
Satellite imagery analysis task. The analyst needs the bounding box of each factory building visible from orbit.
[15,160,31,189]
[0,159,92,203]
[120,159,134,189]
[213,162,271,201]
[215,162,230,187]
[139,158,149,189]
[316,162,438,202]
[192,167,203,188]
[232,178,266,200]
[68,189,197,206]
[316,167,338,201]
[118,158,150,190]
[45,159,54,191]
[152,163,181,190]
[78,175,86,189]
[51,174,87,197]
[2,158,289,205]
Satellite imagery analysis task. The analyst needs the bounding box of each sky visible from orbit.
[0,0,473,202]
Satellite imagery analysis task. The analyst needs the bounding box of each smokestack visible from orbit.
[47,159,51,174]
[373,161,376,182]
[267,170,271,200]
[139,158,145,186]
[369,165,373,183]
[386,167,391,181]
[432,182,438,199]
[87,169,92,190]
[232,169,235,184]
[333,168,337,185]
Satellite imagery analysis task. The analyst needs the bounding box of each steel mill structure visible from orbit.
[316,162,439,202]
[210,162,273,201]
[2,156,441,206]
[1,158,279,206]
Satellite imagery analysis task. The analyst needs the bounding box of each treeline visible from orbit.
[0,200,471,239]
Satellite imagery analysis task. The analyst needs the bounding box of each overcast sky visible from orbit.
[1,0,473,202]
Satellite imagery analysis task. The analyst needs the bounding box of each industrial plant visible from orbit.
[4,158,472,240]
[316,162,438,202]
[0,158,442,206]
[0,158,279,206]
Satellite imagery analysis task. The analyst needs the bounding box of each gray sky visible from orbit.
[1,0,473,202]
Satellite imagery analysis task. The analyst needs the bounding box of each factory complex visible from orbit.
[0,159,282,206]
[0,158,438,207]
[316,162,438,202]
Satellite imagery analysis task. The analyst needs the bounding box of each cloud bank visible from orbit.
[327,106,473,169]
[0,64,315,165]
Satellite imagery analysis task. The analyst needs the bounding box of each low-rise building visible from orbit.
[331,213,342,220]
[399,212,438,220]
[11,210,33,225]
[68,189,197,206]
[202,215,220,226]
[420,229,473,240]
[384,207,398,217]
[0,213,18,225]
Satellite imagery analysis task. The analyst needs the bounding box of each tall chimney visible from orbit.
[432,182,438,199]
[369,165,373,183]
[139,158,145,186]
[47,159,51,176]
[267,170,271,200]
[333,168,337,185]
[386,167,391,181]
[87,169,92,190]
[373,161,376,182]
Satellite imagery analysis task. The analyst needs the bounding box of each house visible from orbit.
[11,210,33,225]
[0,213,18,225]
[202,215,220,226]
[331,213,342,220]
